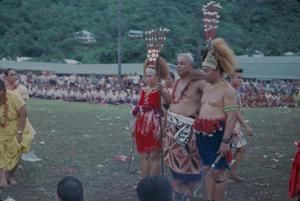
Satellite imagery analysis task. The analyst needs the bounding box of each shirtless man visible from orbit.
[162,53,205,200]
[193,38,238,201]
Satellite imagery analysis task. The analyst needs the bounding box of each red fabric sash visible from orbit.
[193,117,225,134]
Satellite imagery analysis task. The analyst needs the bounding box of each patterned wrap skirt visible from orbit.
[163,112,202,183]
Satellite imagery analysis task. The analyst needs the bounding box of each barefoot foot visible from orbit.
[7,178,17,186]
[0,182,10,189]
[227,172,245,182]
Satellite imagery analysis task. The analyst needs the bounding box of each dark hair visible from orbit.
[228,68,244,81]
[136,176,173,201]
[0,79,6,91]
[235,68,243,73]
[169,72,175,80]
[4,68,15,76]
[57,176,84,201]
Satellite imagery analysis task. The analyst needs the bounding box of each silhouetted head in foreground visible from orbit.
[57,176,84,201]
[136,176,173,201]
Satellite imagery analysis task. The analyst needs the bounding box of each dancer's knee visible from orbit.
[140,153,150,161]
[212,170,227,184]
[236,146,246,154]
[149,151,160,161]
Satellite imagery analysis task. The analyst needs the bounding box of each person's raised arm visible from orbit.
[156,83,172,105]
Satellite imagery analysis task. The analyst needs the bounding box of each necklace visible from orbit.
[145,86,156,92]
[144,87,156,105]
[208,79,225,88]
[207,79,226,89]
[172,79,192,104]
[0,94,8,128]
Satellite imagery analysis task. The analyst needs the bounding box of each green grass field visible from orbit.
[0,99,299,201]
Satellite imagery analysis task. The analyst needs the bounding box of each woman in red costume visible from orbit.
[289,141,300,200]
[132,57,169,177]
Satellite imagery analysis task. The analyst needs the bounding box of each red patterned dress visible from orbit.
[289,141,300,198]
[133,88,163,153]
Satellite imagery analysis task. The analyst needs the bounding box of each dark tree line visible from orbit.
[0,0,299,64]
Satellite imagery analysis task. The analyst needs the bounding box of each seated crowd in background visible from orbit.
[0,71,299,107]
[1,71,142,105]
[239,79,299,107]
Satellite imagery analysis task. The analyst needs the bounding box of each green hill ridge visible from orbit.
[0,0,299,63]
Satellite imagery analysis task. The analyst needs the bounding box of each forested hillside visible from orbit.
[0,0,299,63]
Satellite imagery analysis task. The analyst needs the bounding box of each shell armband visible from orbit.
[224,105,238,113]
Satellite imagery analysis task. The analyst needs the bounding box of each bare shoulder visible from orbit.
[221,83,237,106]
[193,80,207,91]
[18,84,28,91]
[223,81,236,95]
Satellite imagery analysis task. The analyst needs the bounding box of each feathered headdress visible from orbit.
[143,28,169,80]
[202,1,221,50]
[201,1,237,76]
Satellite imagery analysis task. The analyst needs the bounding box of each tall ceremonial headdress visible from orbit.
[202,1,221,50]
[202,1,236,76]
[143,28,170,177]
[143,28,169,80]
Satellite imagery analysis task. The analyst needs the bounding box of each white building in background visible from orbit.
[283,51,296,56]
[128,30,144,39]
[252,50,264,58]
[1,57,299,80]
[74,30,96,44]
[64,59,80,64]
[17,57,32,62]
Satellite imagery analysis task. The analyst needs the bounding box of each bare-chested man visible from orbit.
[193,38,238,201]
[162,53,205,200]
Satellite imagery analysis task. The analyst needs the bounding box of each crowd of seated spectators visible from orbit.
[239,80,299,107]
[0,71,299,107]
[1,71,143,105]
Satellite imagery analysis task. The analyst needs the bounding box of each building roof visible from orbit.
[0,61,145,75]
[74,29,95,36]
[0,56,299,79]
[236,56,300,80]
